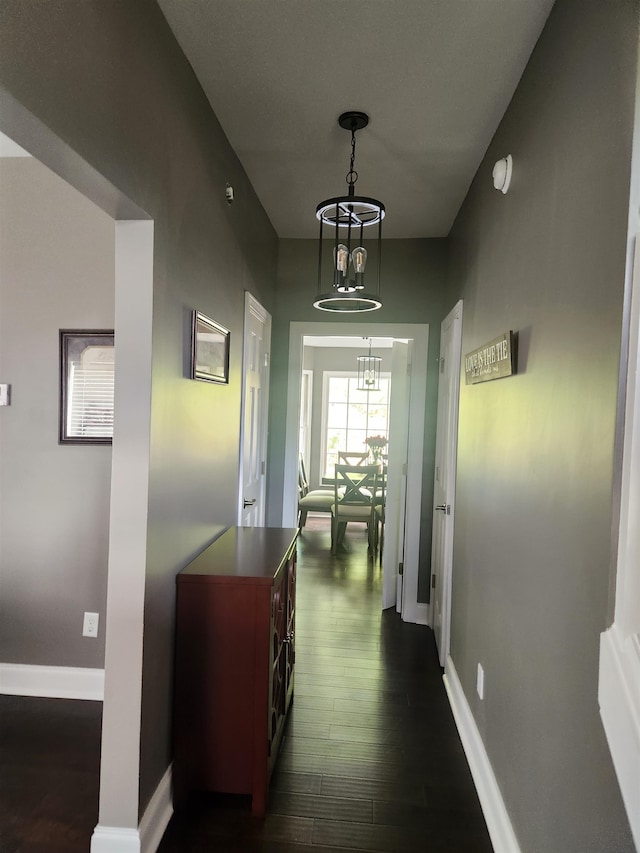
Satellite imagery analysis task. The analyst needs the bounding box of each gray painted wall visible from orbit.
[445,0,637,850]
[270,238,446,600]
[0,157,114,668]
[2,0,636,847]
[0,0,278,814]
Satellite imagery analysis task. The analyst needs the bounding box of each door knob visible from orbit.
[243,498,257,508]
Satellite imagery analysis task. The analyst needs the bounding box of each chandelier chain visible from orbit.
[346,127,358,189]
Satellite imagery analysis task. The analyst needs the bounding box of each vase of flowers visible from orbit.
[364,434,388,465]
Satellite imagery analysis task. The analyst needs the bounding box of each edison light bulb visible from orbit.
[334,244,355,292]
[352,246,367,289]
[334,244,349,274]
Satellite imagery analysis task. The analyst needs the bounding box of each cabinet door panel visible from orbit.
[285,548,296,710]
[269,569,287,766]
[175,583,257,793]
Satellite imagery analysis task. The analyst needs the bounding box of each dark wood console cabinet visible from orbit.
[173,526,298,817]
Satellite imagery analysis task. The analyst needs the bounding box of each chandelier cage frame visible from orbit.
[313,111,384,313]
[356,338,382,392]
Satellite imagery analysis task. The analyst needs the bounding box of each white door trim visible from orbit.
[430,299,463,664]
[238,292,271,526]
[599,236,640,850]
[283,321,429,624]
[382,340,410,612]
[299,369,313,473]
[97,220,154,837]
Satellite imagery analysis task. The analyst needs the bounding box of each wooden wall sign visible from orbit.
[465,332,516,385]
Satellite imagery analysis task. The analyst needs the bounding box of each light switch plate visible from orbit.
[0,384,11,406]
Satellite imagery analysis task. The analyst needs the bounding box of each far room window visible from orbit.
[321,371,391,478]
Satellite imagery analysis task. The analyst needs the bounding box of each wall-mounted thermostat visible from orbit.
[492,155,513,194]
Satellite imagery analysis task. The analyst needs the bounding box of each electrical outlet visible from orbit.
[477,663,485,700]
[83,611,99,638]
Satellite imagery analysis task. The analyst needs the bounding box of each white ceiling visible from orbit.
[157,0,555,239]
[0,131,30,158]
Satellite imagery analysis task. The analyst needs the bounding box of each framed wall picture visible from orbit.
[59,329,115,444]
[191,310,230,384]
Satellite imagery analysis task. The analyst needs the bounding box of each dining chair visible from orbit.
[331,464,380,555]
[299,454,332,495]
[374,465,387,564]
[298,454,334,529]
[337,451,369,467]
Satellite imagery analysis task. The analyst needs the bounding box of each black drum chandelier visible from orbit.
[313,111,384,312]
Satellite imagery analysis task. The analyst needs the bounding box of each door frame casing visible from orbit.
[282,321,429,624]
[429,299,463,664]
[599,236,640,850]
[382,340,411,612]
[238,291,271,526]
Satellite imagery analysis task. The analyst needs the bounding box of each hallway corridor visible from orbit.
[0,518,492,852]
[159,518,492,851]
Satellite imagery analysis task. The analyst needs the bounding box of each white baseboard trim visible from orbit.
[444,656,521,853]
[90,764,173,853]
[0,663,104,700]
[91,826,140,853]
[599,625,640,851]
[414,602,429,625]
[139,764,173,853]
[401,601,429,625]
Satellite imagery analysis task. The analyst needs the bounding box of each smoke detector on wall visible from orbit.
[492,155,513,194]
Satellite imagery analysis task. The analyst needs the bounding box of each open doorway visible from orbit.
[0,132,114,693]
[0,94,156,849]
[0,126,113,850]
[283,321,430,624]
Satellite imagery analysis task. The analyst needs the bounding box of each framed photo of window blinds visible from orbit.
[59,330,115,444]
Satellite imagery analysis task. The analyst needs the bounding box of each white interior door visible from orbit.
[431,300,463,665]
[382,340,411,611]
[238,292,271,526]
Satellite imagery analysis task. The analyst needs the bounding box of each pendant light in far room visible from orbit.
[313,111,384,312]
[356,338,381,391]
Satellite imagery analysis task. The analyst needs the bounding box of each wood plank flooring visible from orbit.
[0,517,492,852]
[159,517,493,852]
[0,693,102,853]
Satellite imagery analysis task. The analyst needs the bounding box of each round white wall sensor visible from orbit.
[492,155,513,194]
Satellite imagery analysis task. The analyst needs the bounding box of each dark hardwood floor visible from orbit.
[159,517,492,852]
[0,693,102,853]
[0,517,492,852]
